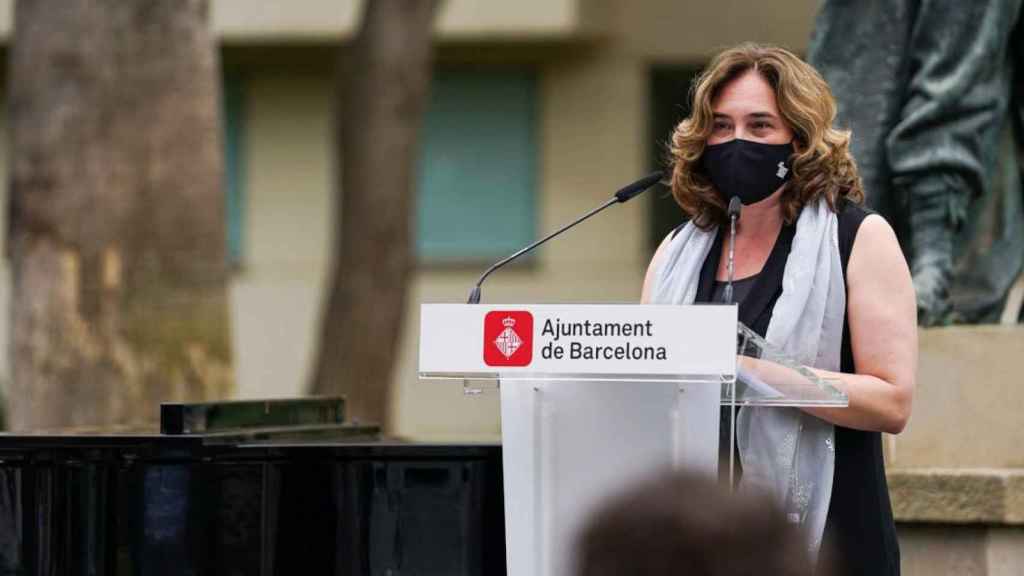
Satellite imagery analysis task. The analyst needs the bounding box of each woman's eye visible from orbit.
[713,122,731,132]
[752,121,772,130]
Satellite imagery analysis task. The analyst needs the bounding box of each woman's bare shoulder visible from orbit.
[641,230,678,303]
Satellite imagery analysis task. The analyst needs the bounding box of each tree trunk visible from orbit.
[6,0,232,431]
[310,0,441,428]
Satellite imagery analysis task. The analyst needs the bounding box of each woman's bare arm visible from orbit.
[803,214,918,433]
[640,232,674,304]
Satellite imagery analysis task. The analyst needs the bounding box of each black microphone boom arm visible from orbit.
[467,170,664,304]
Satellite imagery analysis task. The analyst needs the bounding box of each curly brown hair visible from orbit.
[668,43,864,229]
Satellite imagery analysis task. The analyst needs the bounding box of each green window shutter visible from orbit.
[417,69,537,262]
[223,70,245,267]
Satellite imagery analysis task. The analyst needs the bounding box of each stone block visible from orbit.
[891,326,1024,469]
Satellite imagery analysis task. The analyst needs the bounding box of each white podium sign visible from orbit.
[418,303,736,381]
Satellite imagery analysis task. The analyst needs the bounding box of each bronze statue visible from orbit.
[808,0,1024,325]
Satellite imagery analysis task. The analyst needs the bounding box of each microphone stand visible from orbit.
[467,197,617,304]
[724,196,742,304]
[724,195,741,490]
[467,170,663,304]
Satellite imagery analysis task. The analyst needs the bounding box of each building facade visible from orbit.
[0,2,1021,573]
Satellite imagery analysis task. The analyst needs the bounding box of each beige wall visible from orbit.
[213,0,589,42]
[0,0,592,43]
[0,1,819,52]
[214,0,820,56]
[612,1,818,60]
[901,525,1024,576]
[889,326,1024,469]
[231,71,333,401]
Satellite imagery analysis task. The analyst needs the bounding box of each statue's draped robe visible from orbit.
[809,0,1024,323]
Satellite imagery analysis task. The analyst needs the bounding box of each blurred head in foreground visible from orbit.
[574,469,818,576]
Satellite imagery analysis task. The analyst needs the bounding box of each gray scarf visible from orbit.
[651,199,843,559]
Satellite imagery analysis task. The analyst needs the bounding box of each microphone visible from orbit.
[723,196,742,304]
[467,170,665,304]
[613,170,666,202]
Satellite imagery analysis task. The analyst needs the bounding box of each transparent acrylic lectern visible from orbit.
[419,305,848,576]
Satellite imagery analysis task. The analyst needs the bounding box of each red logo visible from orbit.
[483,311,533,366]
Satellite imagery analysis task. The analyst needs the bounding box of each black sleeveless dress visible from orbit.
[685,201,900,575]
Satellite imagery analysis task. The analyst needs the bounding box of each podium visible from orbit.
[419,303,847,576]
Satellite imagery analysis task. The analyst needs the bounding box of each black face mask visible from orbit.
[700,139,794,205]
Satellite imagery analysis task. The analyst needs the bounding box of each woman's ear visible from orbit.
[791,135,807,153]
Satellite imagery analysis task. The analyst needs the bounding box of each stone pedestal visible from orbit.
[888,325,1024,576]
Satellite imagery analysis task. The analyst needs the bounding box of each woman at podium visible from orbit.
[641,44,916,576]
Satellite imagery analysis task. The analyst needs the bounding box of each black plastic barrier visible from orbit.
[0,402,505,575]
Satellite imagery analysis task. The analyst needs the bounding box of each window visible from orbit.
[416,69,538,263]
[218,67,538,267]
[649,66,702,250]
